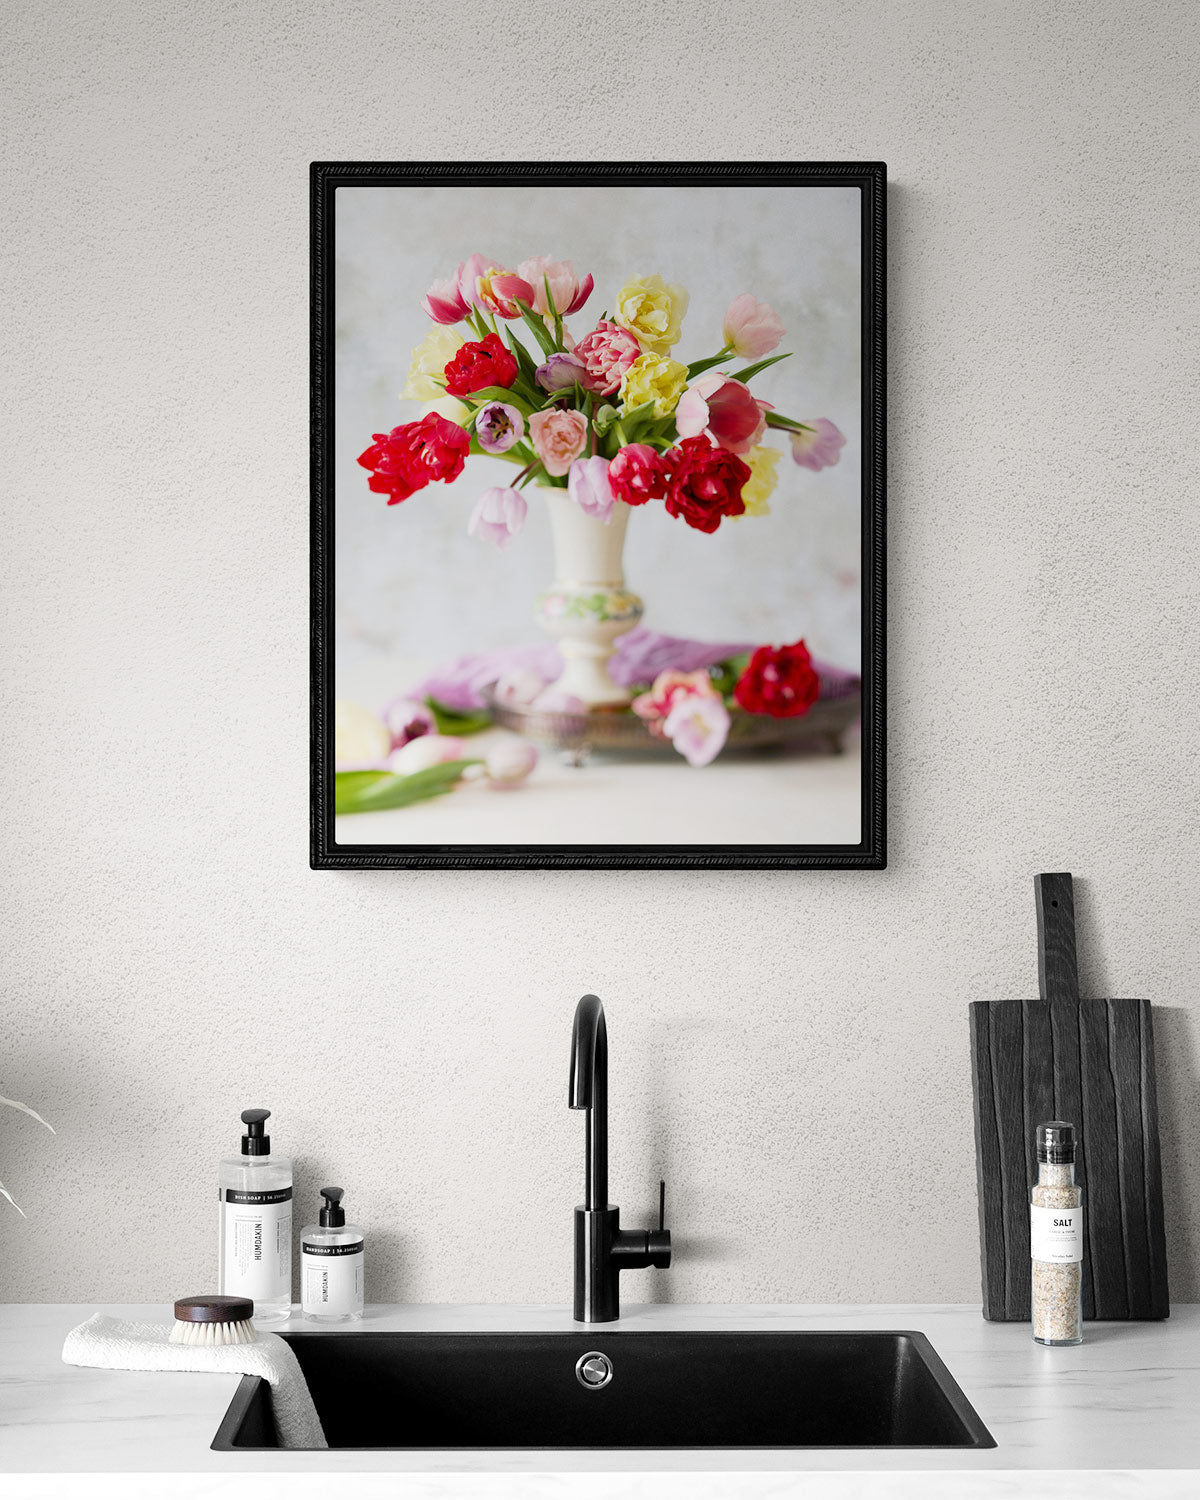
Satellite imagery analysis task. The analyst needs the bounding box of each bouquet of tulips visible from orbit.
[358,253,846,548]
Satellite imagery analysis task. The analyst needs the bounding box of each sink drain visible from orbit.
[575,1351,613,1389]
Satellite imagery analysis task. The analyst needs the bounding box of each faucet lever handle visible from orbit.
[647,1177,671,1269]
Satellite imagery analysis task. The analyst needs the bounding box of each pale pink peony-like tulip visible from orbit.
[529,409,588,477]
[674,374,769,455]
[468,486,528,550]
[573,319,642,396]
[567,455,615,523]
[518,256,594,317]
[790,418,847,471]
[631,669,719,730]
[722,294,785,360]
[663,691,730,767]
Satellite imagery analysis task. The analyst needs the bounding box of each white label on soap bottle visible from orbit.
[301,1240,364,1317]
[221,1187,292,1301]
[1030,1204,1083,1263]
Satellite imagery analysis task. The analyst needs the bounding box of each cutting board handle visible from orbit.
[1035,872,1080,1004]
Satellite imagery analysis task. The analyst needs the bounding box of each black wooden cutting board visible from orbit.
[969,873,1169,1321]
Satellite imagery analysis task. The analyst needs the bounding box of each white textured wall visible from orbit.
[3,1,1199,1307]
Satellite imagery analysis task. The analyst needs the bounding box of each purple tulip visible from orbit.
[567,455,615,524]
[535,352,588,393]
[475,400,525,454]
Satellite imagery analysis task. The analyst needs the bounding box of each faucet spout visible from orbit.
[569,993,608,1211]
[568,993,670,1322]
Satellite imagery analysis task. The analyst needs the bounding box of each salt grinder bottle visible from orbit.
[1030,1120,1083,1345]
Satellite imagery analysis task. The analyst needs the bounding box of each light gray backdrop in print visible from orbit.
[334,183,862,677]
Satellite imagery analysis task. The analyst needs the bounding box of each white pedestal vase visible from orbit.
[534,486,643,706]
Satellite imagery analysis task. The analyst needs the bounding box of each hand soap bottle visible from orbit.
[301,1186,365,1323]
[218,1108,293,1324]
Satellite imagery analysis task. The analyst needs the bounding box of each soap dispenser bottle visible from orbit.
[301,1187,365,1323]
[218,1108,293,1323]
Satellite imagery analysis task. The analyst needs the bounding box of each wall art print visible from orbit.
[312,162,885,869]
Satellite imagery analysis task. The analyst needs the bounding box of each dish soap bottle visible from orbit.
[301,1186,365,1323]
[218,1108,293,1324]
[1030,1120,1083,1346]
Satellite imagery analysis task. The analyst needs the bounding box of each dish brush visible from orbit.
[169,1294,257,1346]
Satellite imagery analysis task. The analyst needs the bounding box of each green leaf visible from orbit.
[504,329,541,385]
[685,348,731,380]
[764,412,815,434]
[426,697,492,736]
[461,385,534,417]
[334,770,392,814]
[336,760,483,815]
[513,299,557,357]
[734,352,792,384]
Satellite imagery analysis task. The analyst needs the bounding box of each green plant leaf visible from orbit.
[503,327,539,378]
[764,412,815,434]
[334,771,392,814]
[733,352,792,384]
[336,760,484,815]
[462,385,534,417]
[426,697,492,736]
[685,348,731,380]
[0,1095,55,1134]
[513,300,557,357]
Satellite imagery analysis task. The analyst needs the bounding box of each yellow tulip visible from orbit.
[736,445,782,518]
[619,353,689,419]
[401,324,465,401]
[613,274,689,354]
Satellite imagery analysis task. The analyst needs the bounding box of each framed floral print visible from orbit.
[312,161,885,869]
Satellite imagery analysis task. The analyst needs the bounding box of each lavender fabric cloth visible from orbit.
[414,628,860,710]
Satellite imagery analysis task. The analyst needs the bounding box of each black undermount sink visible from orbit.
[212,1330,995,1450]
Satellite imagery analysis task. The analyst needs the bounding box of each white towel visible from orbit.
[62,1313,327,1449]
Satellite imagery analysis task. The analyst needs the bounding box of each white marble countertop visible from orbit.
[3,1302,1198,1499]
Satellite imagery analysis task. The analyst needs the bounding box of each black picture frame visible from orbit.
[312,161,885,870]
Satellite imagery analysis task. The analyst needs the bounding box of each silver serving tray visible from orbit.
[488,685,860,757]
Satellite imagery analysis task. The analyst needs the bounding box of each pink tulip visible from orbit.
[382,697,437,750]
[468,486,528,550]
[455,253,495,312]
[452,256,533,319]
[674,374,769,455]
[518,256,595,317]
[528,409,588,477]
[790,418,847,471]
[573,320,642,396]
[567,455,615,523]
[663,691,730,767]
[423,275,470,325]
[722,294,785,360]
[631,670,719,731]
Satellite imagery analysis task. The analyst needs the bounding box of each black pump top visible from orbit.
[240,1108,271,1156]
[1037,1120,1076,1164]
[319,1186,346,1227]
